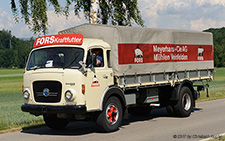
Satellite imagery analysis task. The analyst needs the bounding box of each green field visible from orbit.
[196,68,225,101]
[0,68,225,131]
[0,69,43,131]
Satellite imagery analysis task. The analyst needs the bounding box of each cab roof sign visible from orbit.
[33,34,83,48]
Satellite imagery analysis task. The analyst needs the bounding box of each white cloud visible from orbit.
[47,10,87,35]
[190,18,216,30]
[0,8,34,38]
[0,8,87,38]
[196,0,225,6]
[1,1,225,37]
[138,0,225,31]
[190,18,225,31]
[0,9,14,29]
[138,0,191,28]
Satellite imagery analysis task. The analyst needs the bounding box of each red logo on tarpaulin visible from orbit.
[197,46,204,61]
[33,34,83,48]
[134,45,143,63]
[118,43,213,65]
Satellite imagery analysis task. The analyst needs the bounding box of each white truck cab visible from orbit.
[22,35,120,131]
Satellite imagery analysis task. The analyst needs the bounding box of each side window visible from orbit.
[86,48,104,67]
[107,50,112,68]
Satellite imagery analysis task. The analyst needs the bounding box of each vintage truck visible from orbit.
[21,24,214,132]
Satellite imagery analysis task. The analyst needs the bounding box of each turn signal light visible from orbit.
[82,84,85,94]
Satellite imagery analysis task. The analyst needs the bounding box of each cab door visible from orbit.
[85,48,113,111]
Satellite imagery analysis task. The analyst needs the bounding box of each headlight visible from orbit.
[23,90,30,99]
[65,90,73,100]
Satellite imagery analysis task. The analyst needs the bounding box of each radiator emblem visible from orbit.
[43,88,49,97]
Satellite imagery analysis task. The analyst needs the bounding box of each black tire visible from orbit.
[128,106,152,116]
[43,114,69,130]
[96,96,123,132]
[173,86,194,117]
[166,105,175,116]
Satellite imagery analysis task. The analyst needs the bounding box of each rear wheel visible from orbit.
[128,106,152,116]
[96,96,123,132]
[43,114,69,130]
[166,105,176,117]
[173,86,194,117]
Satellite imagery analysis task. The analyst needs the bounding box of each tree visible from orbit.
[204,27,225,67]
[11,0,144,35]
[0,29,33,68]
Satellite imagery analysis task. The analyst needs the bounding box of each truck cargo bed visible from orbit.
[59,24,214,80]
[118,69,213,88]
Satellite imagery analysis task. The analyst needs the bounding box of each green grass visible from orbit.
[0,68,225,132]
[0,69,24,94]
[0,69,25,75]
[196,68,225,102]
[0,69,44,131]
[209,135,225,141]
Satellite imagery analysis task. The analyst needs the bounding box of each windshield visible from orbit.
[27,47,84,70]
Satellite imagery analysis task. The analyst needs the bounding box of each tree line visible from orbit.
[204,28,225,67]
[0,29,33,68]
[0,27,225,68]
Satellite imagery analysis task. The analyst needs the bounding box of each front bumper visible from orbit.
[21,104,87,115]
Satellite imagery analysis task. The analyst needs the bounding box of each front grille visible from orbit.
[33,81,62,103]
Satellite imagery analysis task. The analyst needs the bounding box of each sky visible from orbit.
[0,0,225,38]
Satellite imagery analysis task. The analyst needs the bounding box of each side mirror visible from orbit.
[79,61,87,76]
[87,55,96,68]
[79,61,86,68]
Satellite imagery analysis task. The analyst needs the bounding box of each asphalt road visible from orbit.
[1,98,225,141]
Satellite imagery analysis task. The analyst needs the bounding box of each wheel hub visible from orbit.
[106,104,118,125]
[182,93,191,111]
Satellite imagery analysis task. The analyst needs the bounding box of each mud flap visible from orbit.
[123,108,129,119]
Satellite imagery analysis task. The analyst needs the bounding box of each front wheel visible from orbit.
[43,114,69,130]
[95,96,123,132]
[173,86,194,117]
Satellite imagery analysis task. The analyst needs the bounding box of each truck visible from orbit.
[21,24,214,132]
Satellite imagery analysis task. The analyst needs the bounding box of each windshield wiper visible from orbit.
[63,54,81,69]
[29,66,40,70]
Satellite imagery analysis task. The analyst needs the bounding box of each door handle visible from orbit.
[103,75,108,79]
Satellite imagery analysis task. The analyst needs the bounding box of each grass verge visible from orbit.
[0,69,44,131]
[196,67,225,102]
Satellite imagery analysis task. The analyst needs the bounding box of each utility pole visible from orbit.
[9,30,12,48]
[90,0,99,24]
